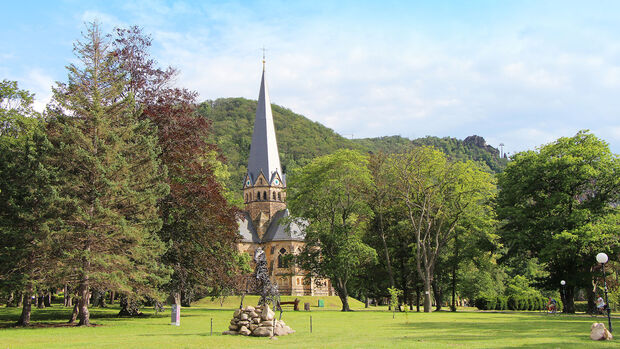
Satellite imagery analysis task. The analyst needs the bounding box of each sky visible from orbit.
[2,1,620,155]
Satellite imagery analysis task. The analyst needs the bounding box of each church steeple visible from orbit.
[246,60,282,185]
[243,60,287,238]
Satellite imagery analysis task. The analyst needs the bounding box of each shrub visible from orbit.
[475,295,496,310]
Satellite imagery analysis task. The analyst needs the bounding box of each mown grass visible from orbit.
[0,300,617,348]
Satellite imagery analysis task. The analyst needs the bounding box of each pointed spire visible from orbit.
[247,61,282,185]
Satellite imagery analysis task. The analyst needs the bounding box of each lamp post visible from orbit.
[560,280,566,313]
[596,252,612,333]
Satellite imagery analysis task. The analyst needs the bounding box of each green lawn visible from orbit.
[0,302,616,348]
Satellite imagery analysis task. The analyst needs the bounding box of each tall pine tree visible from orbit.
[46,23,169,326]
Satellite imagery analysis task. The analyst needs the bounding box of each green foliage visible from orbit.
[46,23,170,324]
[196,98,358,200]
[197,98,506,203]
[288,149,377,311]
[0,82,58,325]
[497,130,620,312]
[388,287,402,311]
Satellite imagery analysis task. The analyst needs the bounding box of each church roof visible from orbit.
[246,65,282,184]
[237,211,260,243]
[262,209,306,242]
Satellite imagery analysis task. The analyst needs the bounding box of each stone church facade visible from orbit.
[237,61,333,296]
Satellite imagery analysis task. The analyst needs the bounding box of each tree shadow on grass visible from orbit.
[387,315,597,348]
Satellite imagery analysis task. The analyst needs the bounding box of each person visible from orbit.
[547,297,557,313]
[596,296,607,314]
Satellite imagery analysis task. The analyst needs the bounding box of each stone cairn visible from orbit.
[222,247,295,337]
[222,303,295,337]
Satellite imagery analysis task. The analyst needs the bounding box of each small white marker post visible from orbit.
[171,304,180,326]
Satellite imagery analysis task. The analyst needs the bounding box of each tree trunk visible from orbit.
[37,294,45,309]
[379,213,396,288]
[109,290,115,305]
[44,292,51,307]
[432,279,443,311]
[414,272,421,312]
[563,285,575,313]
[586,285,597,314]
[335,279,351,311]
[17,292,23,307]
[64,285,69,307]
[451,233,459,312]
[77,276,90,326]
[16,287,32,326]
[6,292,14,307]
[423,268,432,312]
[68,301,79,324]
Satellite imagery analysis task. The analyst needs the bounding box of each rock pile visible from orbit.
[222,304,295,337]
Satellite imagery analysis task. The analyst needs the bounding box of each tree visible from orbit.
[0,81,58,326]
[46,23,169,326]
[387,146,496,312]
[112,26,243,309]
[288,149,377,311]
[497,130,620,313]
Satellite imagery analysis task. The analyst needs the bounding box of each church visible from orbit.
[236,60,333,296]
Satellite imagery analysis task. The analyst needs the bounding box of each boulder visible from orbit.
[261,305,275,321]
[249,324,259,331]
[233,309,242,317]
[591,323,613,340]
[253,326,272,337]
[239,326,251,336]
[222,330,238,336]
[245,305,255,312]
[228,324,239,331]
[240,313,249,321]
[238,320,250,327]
[260,320,274,327]
[252,317,261,324]
[249,311,259,318]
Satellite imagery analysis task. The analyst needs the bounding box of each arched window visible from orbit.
[245,193,248,202]
[263,191,267,200]
[272,192,276,200]
[256,191,261,201]
[278,248,288,268]
[277,192,281,201]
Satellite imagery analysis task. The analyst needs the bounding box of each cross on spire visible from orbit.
[261,46,267,71]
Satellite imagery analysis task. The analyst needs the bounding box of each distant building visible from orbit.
[237,61,332,296]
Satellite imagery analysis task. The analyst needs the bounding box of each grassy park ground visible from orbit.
[0,296,617,348]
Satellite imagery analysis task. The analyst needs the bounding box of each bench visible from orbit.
[278,298,300,311]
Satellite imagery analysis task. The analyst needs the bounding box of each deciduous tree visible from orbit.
[497,131,620,313]
[288,149,377,311]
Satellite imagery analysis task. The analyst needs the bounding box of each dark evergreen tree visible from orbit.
[46,23,169,326]
[0,81,59,326]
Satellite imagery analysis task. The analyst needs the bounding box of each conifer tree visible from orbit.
[46,23,169,326]
[0,81,58,326]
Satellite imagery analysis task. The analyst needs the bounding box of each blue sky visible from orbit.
[2,1,620,154]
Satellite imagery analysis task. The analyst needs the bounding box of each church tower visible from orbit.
[242,60,287,239]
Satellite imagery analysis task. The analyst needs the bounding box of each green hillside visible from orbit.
[196,98,360,194]
[197,98,507,199]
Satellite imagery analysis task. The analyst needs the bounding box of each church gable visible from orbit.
[269,171,283,187]
[254,171,269,187]
[243,174,253,189]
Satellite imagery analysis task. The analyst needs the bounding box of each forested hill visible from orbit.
[352,135,508,173]
[196,98,507,195]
